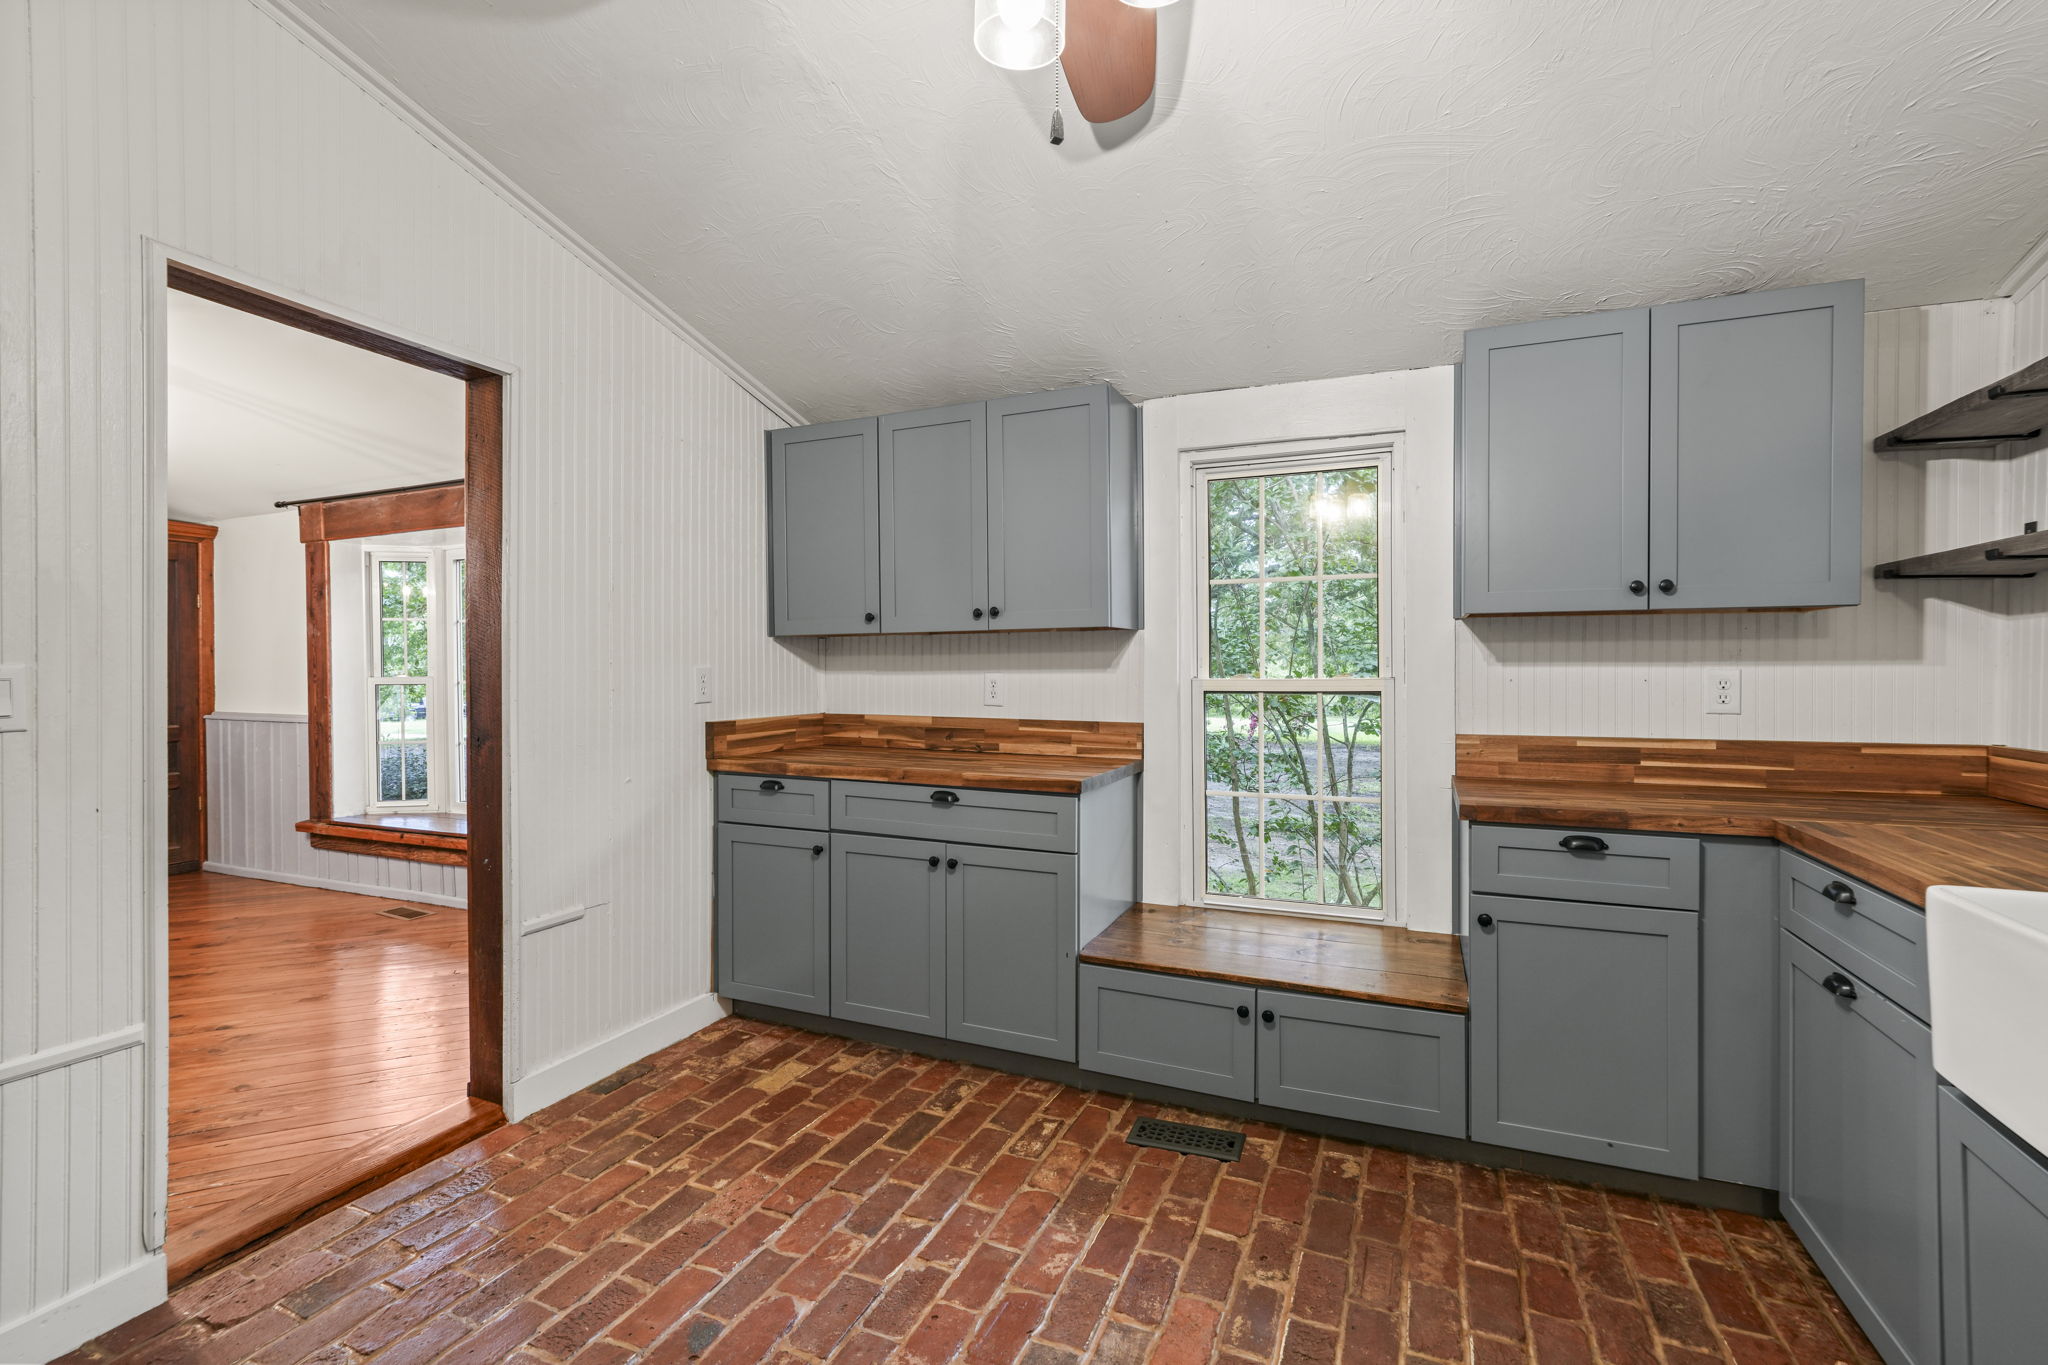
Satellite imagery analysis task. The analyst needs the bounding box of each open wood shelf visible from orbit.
[1876,526,2048,580]
[1876,353,2048,451]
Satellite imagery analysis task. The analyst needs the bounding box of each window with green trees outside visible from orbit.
[1200,460,1385,916]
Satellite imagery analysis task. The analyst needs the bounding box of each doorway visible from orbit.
[158,260,505,1281]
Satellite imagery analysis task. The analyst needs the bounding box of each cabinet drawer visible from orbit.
[1469,824,1701,910]
[1256,989,1466,1138]
[1078,966,1255,1101]
[831,780,1077,853]
[716,773,832,830]
[1781,849,1927,1021]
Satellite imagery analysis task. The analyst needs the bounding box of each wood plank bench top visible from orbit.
[1079,903,1468,1014]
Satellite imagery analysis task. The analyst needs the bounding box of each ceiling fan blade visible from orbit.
[1060,0,1157,125]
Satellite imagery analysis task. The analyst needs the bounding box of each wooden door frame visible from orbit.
[162,261,506,1106]
[166,520,217,871]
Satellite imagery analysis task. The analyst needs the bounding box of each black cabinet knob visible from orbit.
[1628,579,1647,595]
[1657,579,1676,595]
[945,858,959,870]
[811,844,824,856]
[972,607,985,619]
[1821,881,1858,908]
[759,779,784,792]
[989,606,1002,618]
[1475,912,1495,929]
[1821,972,1859,1002]
[1236,1004,1251,1020]
[1260,1009,1276,1024]
[930,790,960,805]
[927,855,941,867]
[864,611,876,623]
[1558,834,1609,853]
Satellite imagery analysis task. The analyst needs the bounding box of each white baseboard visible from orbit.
[200,862,468,909]
[507,992,730,1121]
[0,1254,166,1365]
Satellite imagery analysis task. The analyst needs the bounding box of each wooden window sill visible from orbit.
[296,814,469,866]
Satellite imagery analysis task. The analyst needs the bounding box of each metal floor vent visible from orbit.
[1126,1116,1245,1162]
[377,905,433,920]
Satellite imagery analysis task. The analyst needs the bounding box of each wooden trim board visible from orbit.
[1458,733,1992,796]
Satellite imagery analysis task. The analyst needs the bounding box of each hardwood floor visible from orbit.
[168,871,481,1281]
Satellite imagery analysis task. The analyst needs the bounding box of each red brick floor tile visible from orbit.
[78,1017,1878,1365]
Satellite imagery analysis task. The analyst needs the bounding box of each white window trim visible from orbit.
[363,545,467,815]
[1181,439,1397,924]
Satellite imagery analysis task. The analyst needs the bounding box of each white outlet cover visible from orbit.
[1705,668,1741,715]
[693,665,712,705]
[0,664,28,734]
[983,673,1004,707]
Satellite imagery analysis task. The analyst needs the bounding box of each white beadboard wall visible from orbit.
[204,716,469,906]
[0,0,821,1353]
[2001,265,2048,748]
[1455,299,2017,741]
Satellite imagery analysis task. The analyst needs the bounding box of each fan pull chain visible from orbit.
[1050,0,1066,144]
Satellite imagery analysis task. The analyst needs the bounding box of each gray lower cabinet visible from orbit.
[1467,893,1701,1177]
[947,844,1077,1061]
[769,417,880,636]
[1078,965,1256,1101]
[1779,929,1938,1365]
[715,823,830,1012]
[1939,1084,2048,1365]
[1255,988,1466,1138]
[832,834,946,1037]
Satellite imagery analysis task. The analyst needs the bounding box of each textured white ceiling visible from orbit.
[168,292,466,521]
[297,0,2048,421]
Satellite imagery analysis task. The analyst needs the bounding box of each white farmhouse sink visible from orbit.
[1927,884,2048,1153]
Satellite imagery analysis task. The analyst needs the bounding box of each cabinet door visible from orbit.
[831,833,946,1037]
[1940,1084,2048,1365]
[1650,280,1863,610]
[769,418,880,635]
[1457,309,1651,615]
[1255,989,1466,1138]
[1078,965,1256,1101]
[716,823,830,1012]
[1780,930,1938,1365]
[945,844,1076,1060]
[986,385,1129,630]
[1468,894,1700,1176]
[879,402,988,634]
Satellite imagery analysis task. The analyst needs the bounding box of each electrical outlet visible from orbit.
[1705,667,1742,715]
[693,665,712,706]
[983,673,1005,707]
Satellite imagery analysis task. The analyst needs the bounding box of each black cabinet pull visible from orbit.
[927,855,941,867]
[811,844,824,856]
[989,606,1002,618]
[1820,881,1858,909]
[1657,579,1676,595]
[972,607,985,619]
[945,857,959,870]
[1821,971,1859,1002]
[759,779,784,792]
[1235,1004,1251,1020]
[1558,834,1609,854]
[1628,579,1647,596]
[864,611,876,623]
[930,790,960,805]
[1260,1009,1276,1023]
[1475,912,1494,929]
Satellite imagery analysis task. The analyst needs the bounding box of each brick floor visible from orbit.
[65,1016,1882,1364]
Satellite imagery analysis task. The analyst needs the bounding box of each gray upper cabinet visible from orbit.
[1467,893,1701,1177]
[769,417,880,636]
[1939,1084,2048,1365]
[832,834,947,1037]
[1456,280,1863,617]
[769,384,1139,637]
[1780,929,1938,1365]
[716,823,831,1013]
[986,385,1141,631]
[879,402,988,634]
[1650,280,1863,610]
[946,843,1077,1061]
[1458,309,1651,615]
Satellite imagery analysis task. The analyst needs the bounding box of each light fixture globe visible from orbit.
[975,0,1063,71]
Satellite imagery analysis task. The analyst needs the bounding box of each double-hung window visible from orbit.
[1195,455,1387,918]
[366,546,466,813]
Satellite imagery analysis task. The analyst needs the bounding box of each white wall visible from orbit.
[2000,262,2048,749]
[0,0,821,1355]
[211,510,308,715]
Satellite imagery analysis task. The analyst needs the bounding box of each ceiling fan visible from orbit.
[974,0,1175,132]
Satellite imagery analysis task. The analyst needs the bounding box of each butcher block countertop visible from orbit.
[1456,735,2048,908]
[706,712,1142,796]
[1080,904,1468,1014]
